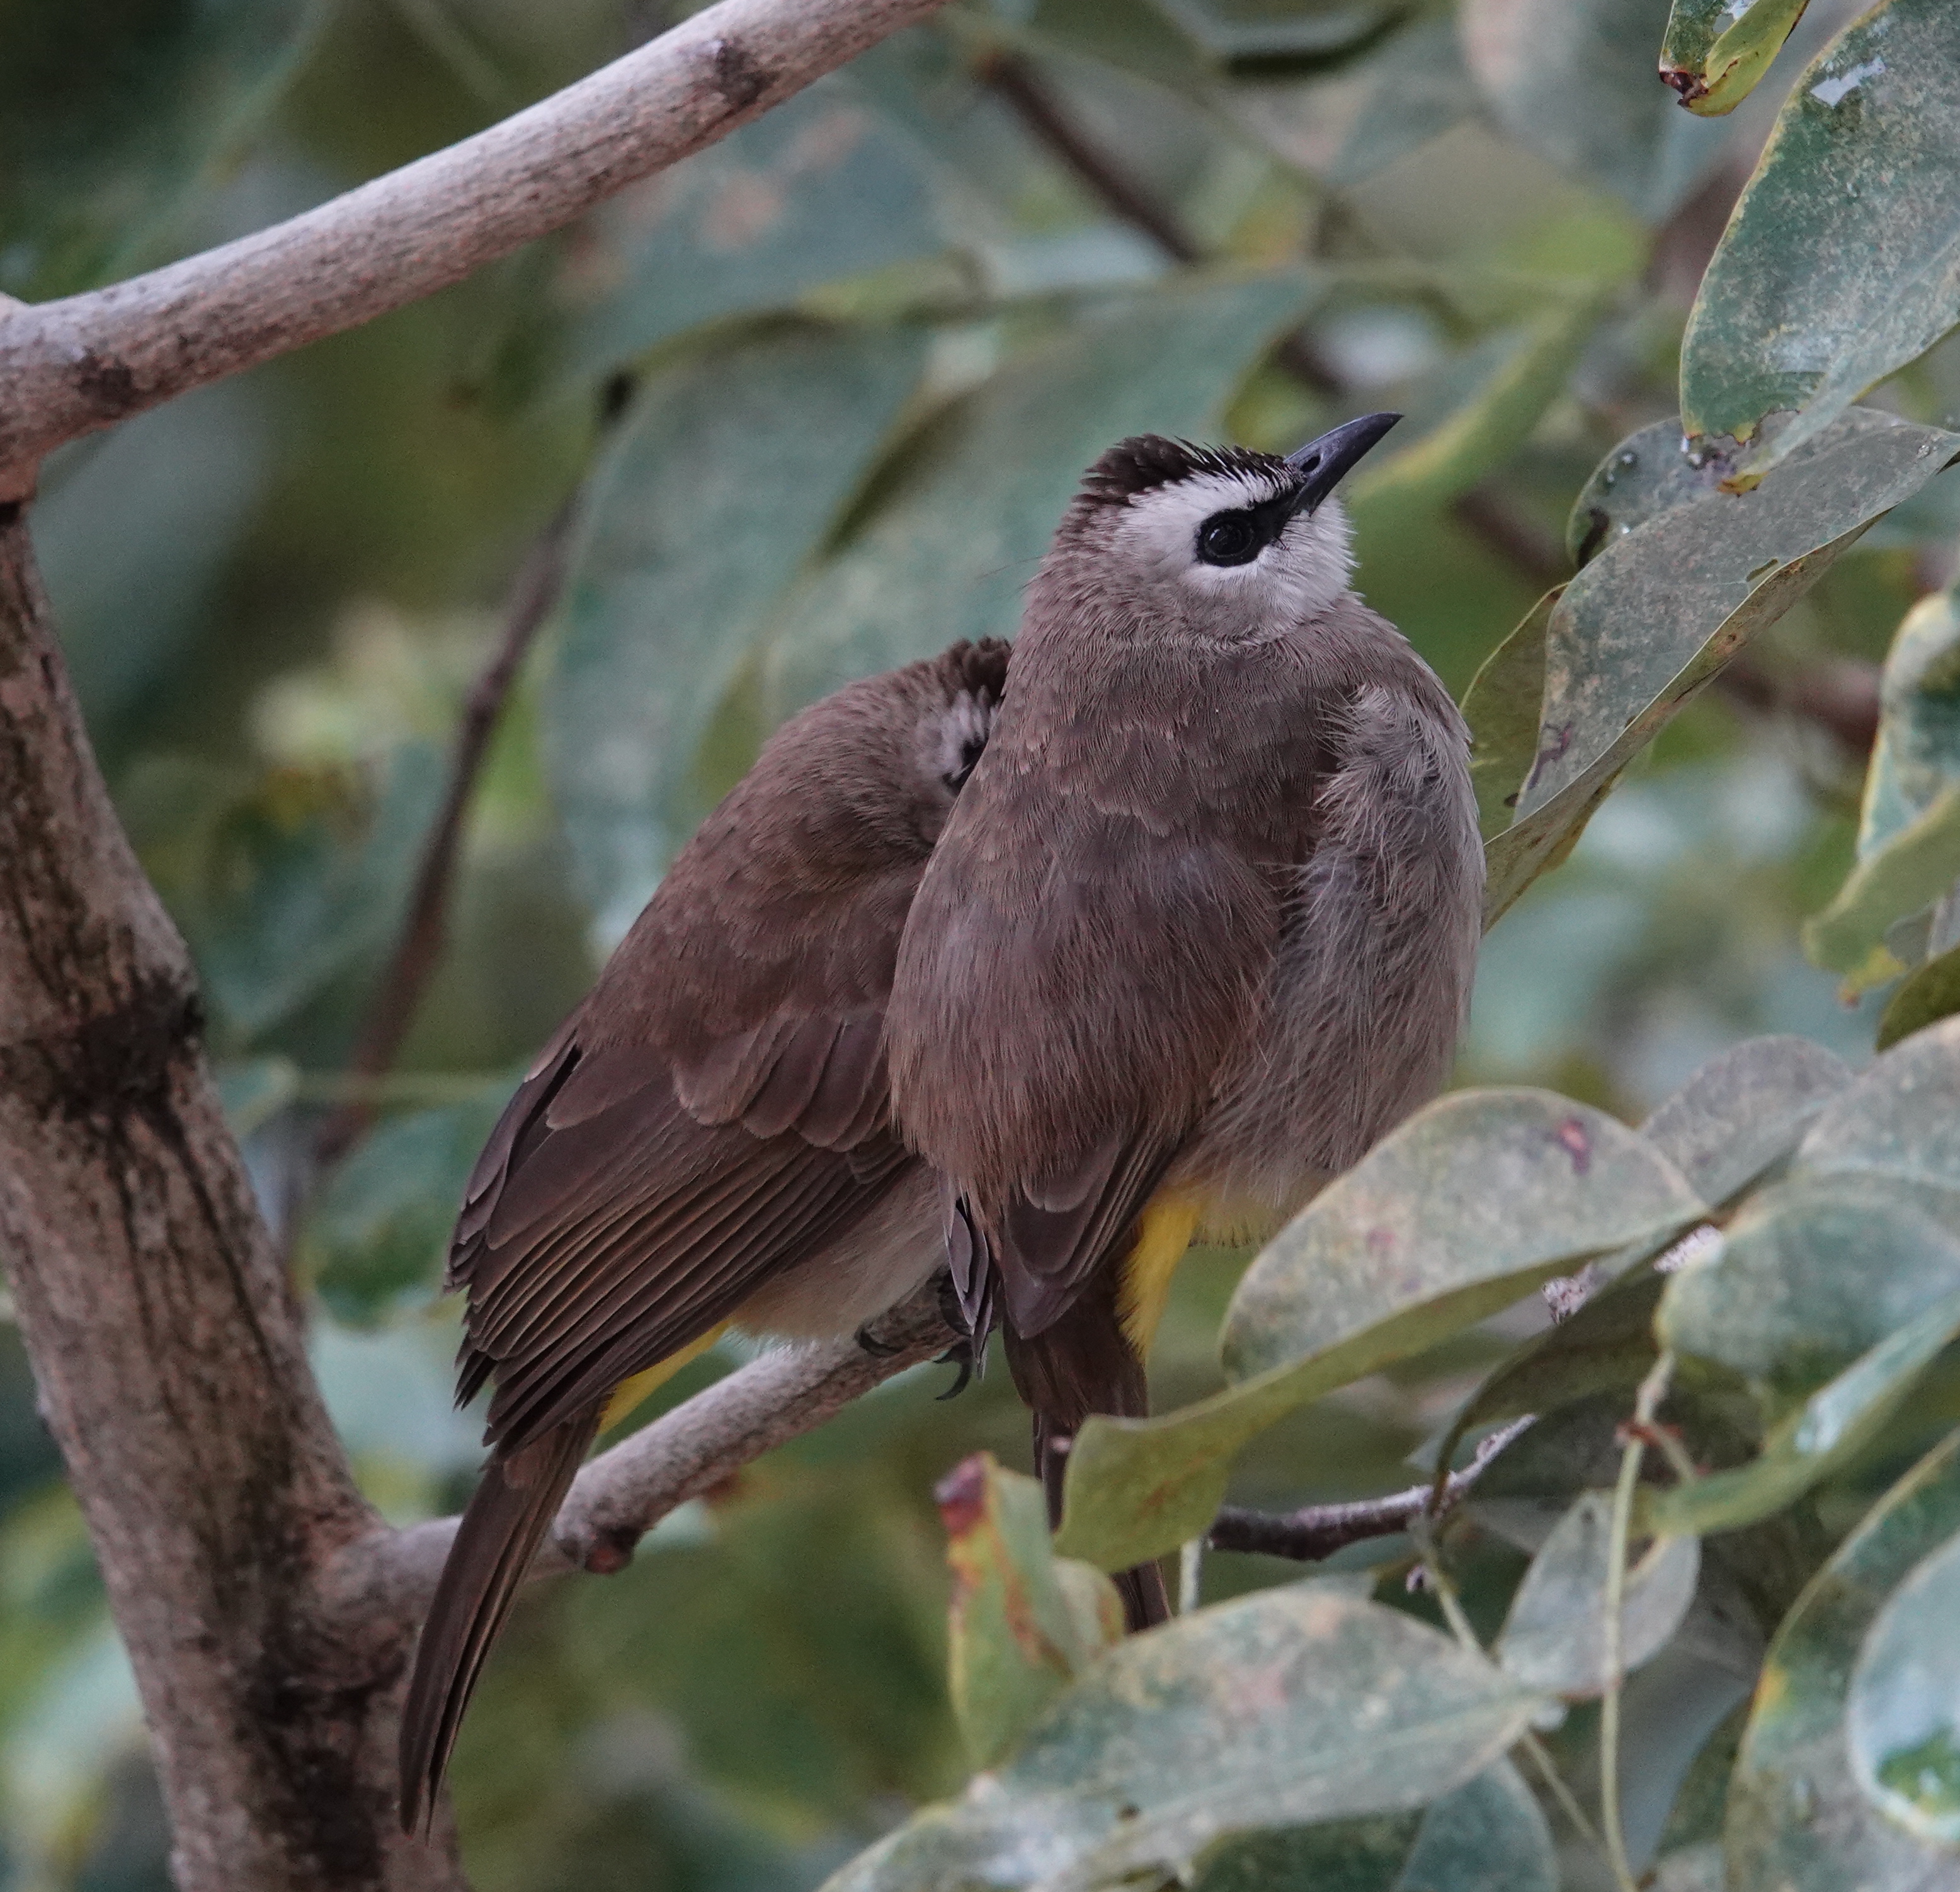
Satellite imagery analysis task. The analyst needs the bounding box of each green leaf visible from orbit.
[1801,785,1960,986]
[191,744,447,1045]
[547,323,928,937]
[760,271,1324,721]
[1792,1013,1960,1206]
[1457,0,1734,220]
[1187,1813,1417,1892]
[1148,0,1406,75]
[1394,1760,1557,1892]
[38,381,271,737]
[937,1454,1122,1771]
[821,1587,1547,1892]
[1658,1175,1960,1410]
[303,1085,513,1326]
[1348,292,1612,516]
[565,81,955,379]
[1486,410,1960,926]
[1808,581,1960,988]
[1847,1520,1960,1846]
[212,1057,300,1141]
[1638,1034,1853,1211]
[1680,0,1960,482]
[1646,1284,1960,1538]
[1659,0,1811,117]
[0,0,323,299]
[1463,589,1559,843]
[1497,1490,1700,1700]
[1879,940,1960,1051]
[1056,1092,1700,1574]
[1724,1426,1960,1890]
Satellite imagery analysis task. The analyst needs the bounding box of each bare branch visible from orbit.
[0,0,950,479]
[329,1281,962,1624]
[312,493,582,1168]
[1207,1416,1534,1563]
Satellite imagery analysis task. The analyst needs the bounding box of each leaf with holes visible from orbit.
[1681,0,1960,483]
[1486,410,1960,926]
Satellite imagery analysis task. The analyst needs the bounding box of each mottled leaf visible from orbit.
[1056,1092,1699,1573]
[1725,1427,1960,1891]
[0,0,322,299]
[1646,1284,1960,1537]
[1660,0,1812,116]
[566,80,955,377]
[1847,1520,1960,1847]
[1639,1034,1853,1211]
[1792,1014,1960,1207]
[1464,589,1559,843]
[304,1085,513,1327]
[761,271,1323,721]
[1488,411,1960,925]
[1498,1491,1700,1699]
[1659,1175,1960,1411]
[1680,0,1960,482]
[1457,0,1733,220]
[823,1588,1545,1892]
[547,323,928,938]
[1187,1813,1416,1892]
[937,1454,1122,1771]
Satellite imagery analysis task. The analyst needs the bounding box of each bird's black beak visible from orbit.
[1285,411,1401,515]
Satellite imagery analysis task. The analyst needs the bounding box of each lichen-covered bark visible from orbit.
[0,509,467,1890]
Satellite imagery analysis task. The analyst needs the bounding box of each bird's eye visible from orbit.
[1196,511,1262,567]
[944,736,985,794]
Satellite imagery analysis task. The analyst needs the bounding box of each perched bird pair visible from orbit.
[399,411,1483,1830]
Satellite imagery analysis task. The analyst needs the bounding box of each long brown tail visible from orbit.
[398,1413,598,1833]
[1008,1285,1171,1634]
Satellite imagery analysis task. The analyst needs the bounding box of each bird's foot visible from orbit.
[933,1338,977,1401]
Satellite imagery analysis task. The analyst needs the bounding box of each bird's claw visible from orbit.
[855,1318,904,1359]
[934,1340,977,1401]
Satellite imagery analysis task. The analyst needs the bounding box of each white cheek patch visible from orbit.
[926,689,994,782]
[1110,476,1357,625]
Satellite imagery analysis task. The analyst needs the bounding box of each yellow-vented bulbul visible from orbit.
[887,418,1483,1629]
[399,637,1008,1831]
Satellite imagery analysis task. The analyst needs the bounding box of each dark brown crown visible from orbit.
[1075,435,1293,510]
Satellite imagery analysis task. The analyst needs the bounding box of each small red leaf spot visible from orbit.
[1555,1119,1592,1174]
[1366,1227,1396,1257]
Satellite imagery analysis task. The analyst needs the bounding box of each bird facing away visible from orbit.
[887,416,1483,1628]
[399,637,1009,1833]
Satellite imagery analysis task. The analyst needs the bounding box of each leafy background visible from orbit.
[6,0,1960,1887]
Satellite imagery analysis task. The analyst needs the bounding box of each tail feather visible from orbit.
[398,1415,598,1833]
[1031,1410,1169,1634]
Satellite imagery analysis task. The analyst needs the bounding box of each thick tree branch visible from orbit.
[0,0,949,481]
[0,512,466,1888]
[324,1282,961,1627]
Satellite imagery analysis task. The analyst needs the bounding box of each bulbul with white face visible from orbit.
[887,415,1484,1628]
[399,639,1008,1832]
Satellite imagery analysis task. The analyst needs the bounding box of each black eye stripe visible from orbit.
[1194,485,1302,567]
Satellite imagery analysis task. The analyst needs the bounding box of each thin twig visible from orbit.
[312,494,581,1167]
[1208,1415,1532,1562]
[1601,1351,1675,1892]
